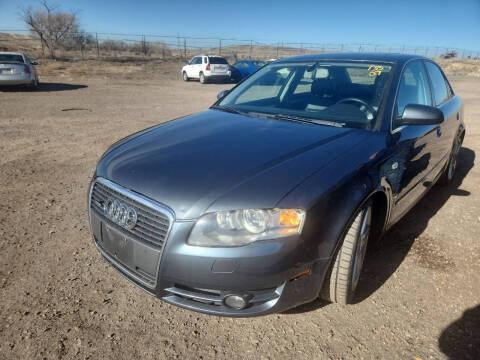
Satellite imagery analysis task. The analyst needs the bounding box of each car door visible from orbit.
[190,57,202,78]
[234,61,245,78]
[423,60,459,181]
[388,60,440,223]
[186,57,195,77]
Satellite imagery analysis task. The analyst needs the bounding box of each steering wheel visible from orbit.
[336,97,376,120]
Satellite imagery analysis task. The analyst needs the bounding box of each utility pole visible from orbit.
[95,33,99,58]
[249,40,253,59]
[177,35,180,59]
[219,39,222,55]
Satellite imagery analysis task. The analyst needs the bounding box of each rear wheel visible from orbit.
[321,201,372,304]
[182,71,189,82]
[199,72,206,84]
[29,77,38,90]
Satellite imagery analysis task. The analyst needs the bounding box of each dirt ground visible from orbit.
[0,62,479,360]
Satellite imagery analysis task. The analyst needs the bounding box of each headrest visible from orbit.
[311,78,334,97]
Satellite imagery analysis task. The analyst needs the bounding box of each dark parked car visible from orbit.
[230,59,267,82]
[88,53,465,317]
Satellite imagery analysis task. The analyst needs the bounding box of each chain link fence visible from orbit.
[1,29,479,62]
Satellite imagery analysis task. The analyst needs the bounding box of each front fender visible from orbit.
[278,166,379,264]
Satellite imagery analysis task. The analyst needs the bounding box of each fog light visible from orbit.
[224,295,248,310]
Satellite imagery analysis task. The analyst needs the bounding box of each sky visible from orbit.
[1,0,479,51]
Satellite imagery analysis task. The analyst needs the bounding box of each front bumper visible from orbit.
[88,179,329,317]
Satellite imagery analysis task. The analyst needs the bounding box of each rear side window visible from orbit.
[424,61,450,105]
[209,57,228,64]
[396,61,432,118]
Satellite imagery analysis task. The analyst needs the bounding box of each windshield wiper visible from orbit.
[210,105,246,115]
[270,113,345,128]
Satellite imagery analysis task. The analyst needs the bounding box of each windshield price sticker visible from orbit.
[368,65,384,76]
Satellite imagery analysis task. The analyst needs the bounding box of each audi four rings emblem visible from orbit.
[103,198,137,230]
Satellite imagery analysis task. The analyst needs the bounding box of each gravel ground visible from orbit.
[0,66,479,360]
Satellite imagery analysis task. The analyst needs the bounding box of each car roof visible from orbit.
[194,54,227,58]
[0,52,25,56]
[276,52,428,65]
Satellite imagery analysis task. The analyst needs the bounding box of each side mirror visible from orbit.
[217,89,229,99]
[398,104,444,126]
[31,61,38,65]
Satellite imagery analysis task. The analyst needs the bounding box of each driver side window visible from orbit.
[395,61,432,121]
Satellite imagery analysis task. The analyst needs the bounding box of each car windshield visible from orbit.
[0,54,24,63]
[209,57,228,64]
[218,61,393,129]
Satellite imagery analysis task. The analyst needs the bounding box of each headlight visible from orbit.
[187,208,306,247]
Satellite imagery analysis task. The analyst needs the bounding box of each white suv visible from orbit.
[182,55,231,84]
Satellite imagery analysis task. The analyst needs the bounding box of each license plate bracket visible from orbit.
[97,221,162,286]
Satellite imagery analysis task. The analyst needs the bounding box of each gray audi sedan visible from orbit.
[88,53,464,316]
[0,52,39,88]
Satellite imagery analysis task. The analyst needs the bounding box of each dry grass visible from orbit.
[436,58,480,77]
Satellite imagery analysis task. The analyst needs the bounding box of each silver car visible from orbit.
[0,52,39,88]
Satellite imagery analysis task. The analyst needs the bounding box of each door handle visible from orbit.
[437,126,442,137]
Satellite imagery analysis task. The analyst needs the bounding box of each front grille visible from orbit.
[90,178,173,248]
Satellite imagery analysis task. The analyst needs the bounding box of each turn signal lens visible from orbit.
[279,209,300,227]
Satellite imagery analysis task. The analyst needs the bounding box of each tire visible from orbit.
[439,132,463,186]
[182,72,189,82]
[321,201,372,305]
[30,77,39,90]
[199,72,206,84]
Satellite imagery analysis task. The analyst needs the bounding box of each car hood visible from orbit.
[97,109,371,219]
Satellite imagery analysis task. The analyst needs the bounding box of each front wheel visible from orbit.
[199,72,206,84]
[439,132,463,186]
[321,201,372,304]
[182,72,189,82]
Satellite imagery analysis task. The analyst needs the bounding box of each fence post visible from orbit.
[177,35,180,59]
[184,38,186,60]
[219,39,222,55]
[249,40,252,59]
[276,43,279,58]
[95,33,99,58]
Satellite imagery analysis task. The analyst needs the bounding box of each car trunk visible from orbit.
[0,62,27,75]
[211,64,229,74]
